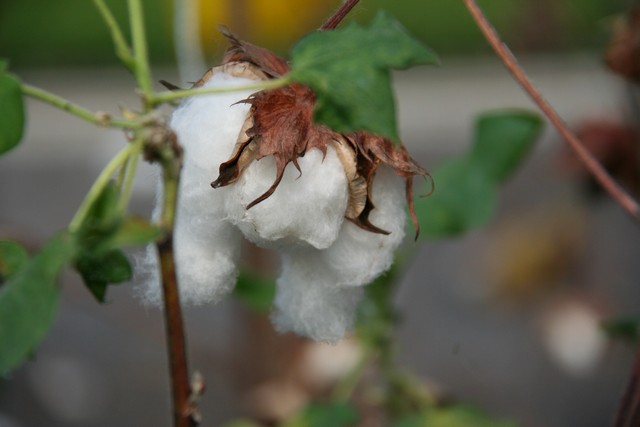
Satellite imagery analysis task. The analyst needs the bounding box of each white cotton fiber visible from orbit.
[170,72,258,171]
[225,146,349,250]
[320,166,406,286]
[272,253,364,342]
[138,69,257,306]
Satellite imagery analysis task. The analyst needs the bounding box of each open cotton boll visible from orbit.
[320,166,407,287]
[225,146,349,250]
[170,72,258,171]
[272,253,364,342]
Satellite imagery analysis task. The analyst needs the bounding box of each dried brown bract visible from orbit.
[203,28,428,236]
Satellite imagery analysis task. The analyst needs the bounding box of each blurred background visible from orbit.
[1,0,640,426]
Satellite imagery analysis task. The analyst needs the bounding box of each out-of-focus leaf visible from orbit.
[0,60,25,156]
[105,217,162,250]
[290,11,438,141]
[233,271,276,313]
[285,402,359,427]
[75,249,132,302]
[221,421,263,427]
[0,233,76,375]
[471,110,543,184]
[602,317,640,344]
[415,158,496,238]
[0,240,29,283]
[415,109,542,239]
[393,406,517,427]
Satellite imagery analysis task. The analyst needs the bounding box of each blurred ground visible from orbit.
[1,53,640,426]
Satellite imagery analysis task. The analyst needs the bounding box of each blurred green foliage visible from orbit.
[0,0,625,67]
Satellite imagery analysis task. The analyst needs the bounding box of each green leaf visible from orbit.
[0,233,76,375]
[393,406,517,427]
[0,62,25,156]
[233,271,276,313]
[104,216,162,250]
[0,240,29,283]
[286,402,359,427]
[415,158,496,238]
[72,182,155,302]
[290,11,438,141]
[74,249,132,302]
[602,317,640,344]
[470,110,543,184]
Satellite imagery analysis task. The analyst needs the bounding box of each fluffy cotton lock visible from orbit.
[138,55,422,341]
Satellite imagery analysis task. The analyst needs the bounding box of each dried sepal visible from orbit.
[345,131,427,237]
[219,26,290,78]
[214,83,334,210]
[194,61,268,88]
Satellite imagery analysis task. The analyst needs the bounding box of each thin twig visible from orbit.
[92,0,136,72]
[613,348,640,427]
[320,0,361,30]
[21,84,138,129]
[151,76,291,106]
[464,0,640,222]
[128,0,154,103]
[68,144,134,232]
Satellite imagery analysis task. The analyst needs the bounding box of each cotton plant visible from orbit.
[139,28,427,341]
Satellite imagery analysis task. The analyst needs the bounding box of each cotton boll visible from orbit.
[272,253,364,342]
[321,166,406,286]
[225,147,349,250]
[170,71,258,171]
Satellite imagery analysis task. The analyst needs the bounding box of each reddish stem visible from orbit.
[158,235,197,427]
[613,348,640,427]
[464,0,640,222]
[320,0,361,30]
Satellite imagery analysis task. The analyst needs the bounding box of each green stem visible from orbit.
[69,143,134,232]
[21,84,139,129]
[92,0,136,72]
[128,0,153,105]
[150,76,292,106]
[117,137,144,213]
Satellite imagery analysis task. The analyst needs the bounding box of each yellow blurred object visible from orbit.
[485,206,588,302]
[198,0,337,54]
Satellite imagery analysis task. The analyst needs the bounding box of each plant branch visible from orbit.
[21,84,138,129]
[464,0,640,222]
[320,0,361,30]
[69,143,134,232]
[150,130,196,427]
[92,0,136,72]
[128,0,154,104]
[150,76,292,106]
[613,348,640,427]
[117,137,144,213]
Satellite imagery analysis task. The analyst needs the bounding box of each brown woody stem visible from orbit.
[158,235,196,427]
[320,0,361,30]
[464,0,640,222]
[613,348,640,427]
[153,131,196,427]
